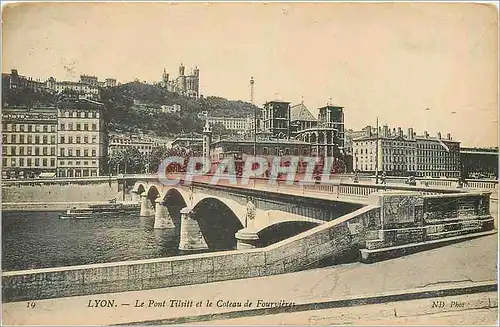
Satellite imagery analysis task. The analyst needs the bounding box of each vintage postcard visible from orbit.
[1,1,499,326]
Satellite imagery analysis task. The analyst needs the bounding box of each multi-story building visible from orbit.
[260,100,291,138]
[171,133,204,154]
[108,134,157,157]
[56,98,107,177]
[80,75,99,87]
[289,102,345,158]
[210,136,312,162]
[160,64,199,98]
[2,106,58,179]
[416,131,461,178]
[2,69,50,93]
[318,105,345,149]
[46,77,100,100]
[105,78,117,88]
[460,147,498,178]
[160,104,181,114]
[205,116,252,134]
[352,125,461,178]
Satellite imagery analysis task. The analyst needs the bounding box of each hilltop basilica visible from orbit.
[160,64,199,98]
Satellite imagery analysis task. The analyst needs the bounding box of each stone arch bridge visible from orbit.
[128,178,364,251]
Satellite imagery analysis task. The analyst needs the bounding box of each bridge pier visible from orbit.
[131,189,141,203]
[139,192,154,217]
[179,207,208,251]
[154,198,175,229]
[235,228,260,249]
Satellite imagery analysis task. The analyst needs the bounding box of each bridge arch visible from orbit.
[135,183,146,196]
[146,184,161,210]
[161,188,188,228]
[192,197,244,251]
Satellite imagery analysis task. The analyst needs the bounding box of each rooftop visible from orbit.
[290,102,317,122]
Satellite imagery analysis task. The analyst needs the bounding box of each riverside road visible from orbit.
[2,233,497,325]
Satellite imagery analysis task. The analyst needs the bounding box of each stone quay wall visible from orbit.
[2,205,380,302]
[2,191,494,302]
[2,179,123,208]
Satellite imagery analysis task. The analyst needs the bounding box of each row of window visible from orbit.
[417,165,460,171]
[261,147,308,156]
[2,158,56,167]
[356,164,460,172]
[3,134,57,144]
[58,169,99,177]
[417,150,458,156]
[60,135,98,144]
[3,146,56,156]
[59,123,98,131]
[110,144,153,150]
[2,122,99,132]
[3,123,56,133]
[59,148,98,157]
[58,110,100,118]
[59,160,97,166]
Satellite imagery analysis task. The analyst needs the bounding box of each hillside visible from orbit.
[100,82,258,136]
[2,81,259,137]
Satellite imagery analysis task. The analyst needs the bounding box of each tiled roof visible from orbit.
[290,103,317,122]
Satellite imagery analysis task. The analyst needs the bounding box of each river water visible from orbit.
[1,211,194,272]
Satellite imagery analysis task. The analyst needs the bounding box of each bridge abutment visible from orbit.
[139,192,154,217]
[154,198,175,229]
[179,207,208,251]
[235,228,260,249]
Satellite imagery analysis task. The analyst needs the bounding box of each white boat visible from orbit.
[59,201,140,219]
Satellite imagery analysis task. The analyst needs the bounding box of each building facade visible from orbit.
[108,134,157,157]
[56,99,107,177]
[289,103,345,158]
[260,100,291,138]
[2,69,49,93]
[205,116,252,134]
[352,125,461,178]
[171,133,204,154]
[2,106,58,179]
[318,105,345,149]
[161,64,200,97]
[460,147,498,178]
[46,78,100,100]
[210,137,312,162]
[160,104,181,114]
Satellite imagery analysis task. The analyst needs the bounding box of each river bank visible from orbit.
[2,201,118,212]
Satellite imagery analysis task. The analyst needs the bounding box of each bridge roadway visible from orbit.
[2,234,496,325]
[172,174,372,205]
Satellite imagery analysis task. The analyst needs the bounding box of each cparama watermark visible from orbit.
[157,156,345,186]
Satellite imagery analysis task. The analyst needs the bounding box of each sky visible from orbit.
[2,2,498,147]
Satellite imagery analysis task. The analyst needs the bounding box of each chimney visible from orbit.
[437,132,441,139]
[365,125,372,137]
[397,127,403,137]
[392,128,396,135]
[383,125,389,137]
[424,131,429,138]
[407,128,414,140]
[447,133,451,140]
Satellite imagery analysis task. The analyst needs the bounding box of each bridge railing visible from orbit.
[301,180,465,199]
